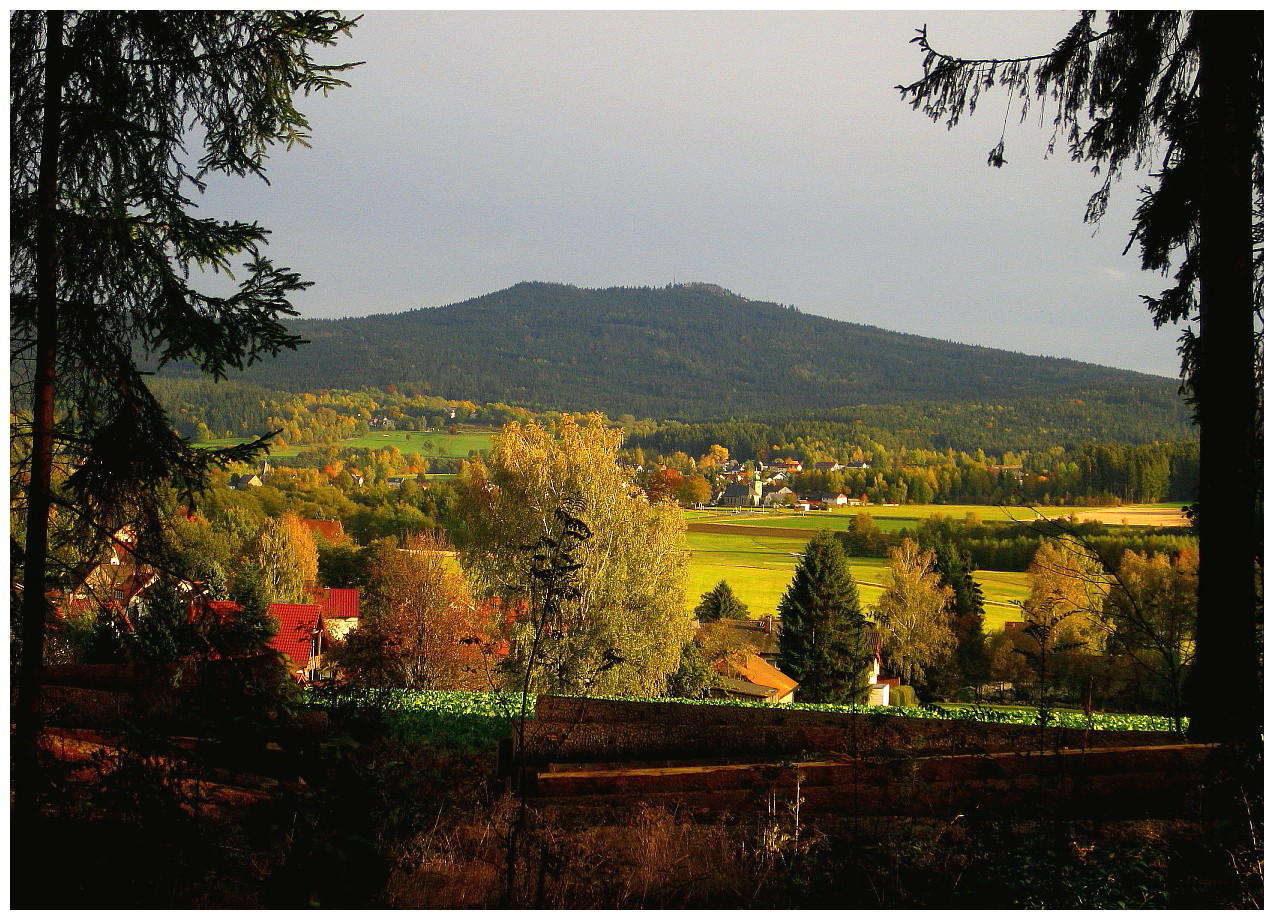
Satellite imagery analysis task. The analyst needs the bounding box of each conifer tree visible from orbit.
[693,580,751,622]
[932,539,990,687]
[900,12,1261,741]
[777,531,874,704]
[10,11,358,818]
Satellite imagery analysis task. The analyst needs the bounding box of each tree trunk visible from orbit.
[1186,12,1262,743]
[13,10,65,824]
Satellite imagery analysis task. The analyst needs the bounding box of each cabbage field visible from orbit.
[306,689,1183,750]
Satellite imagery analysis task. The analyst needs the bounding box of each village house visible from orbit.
[990,464,1027,483]
[760,484,795,507]
[698,615,796,703]
[712,653,798,704]
[230,459,271,490]
[709,615,781,664]
[265,587,362,683]
[58,527,156,619]
[768,459,804,474]
[715,481,762,508]
[700,616,895,707]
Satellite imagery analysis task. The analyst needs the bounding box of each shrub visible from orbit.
[890,685,918,707]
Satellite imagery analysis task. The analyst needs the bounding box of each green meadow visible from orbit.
[207,428,496,460]
[334,429,495,457]
[685,528,1029,630]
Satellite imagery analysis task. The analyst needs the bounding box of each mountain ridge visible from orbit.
[173,281,1186,423]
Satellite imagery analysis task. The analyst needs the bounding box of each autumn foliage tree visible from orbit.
[1102,548,1198,726]
[456,415,691,697]
[237,514,319,605]
[645,468,684,504]
[873,538,955,688]
[1023,537,1110,655]
[677,473,713,507]
[1015,538,1111,710]
[340,535,488,691]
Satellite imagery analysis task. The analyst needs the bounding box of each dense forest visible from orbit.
[151,379,1197,506]
[150,378,541,445]
[157,281,1193,425]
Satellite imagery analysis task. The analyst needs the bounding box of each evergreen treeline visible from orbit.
[150,378,550,444]
[157,281,1192,427]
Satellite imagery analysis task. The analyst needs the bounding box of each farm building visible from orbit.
[713,653,798,704]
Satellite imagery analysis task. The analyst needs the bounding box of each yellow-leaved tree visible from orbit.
[457,414,691,697]
[1023,537,1110,655]
[873,538,955,687]
[238,513,318,605]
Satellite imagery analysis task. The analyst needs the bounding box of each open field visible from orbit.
[205,428,496,460]
[687,502,1190,533]
[685,529,1029,629]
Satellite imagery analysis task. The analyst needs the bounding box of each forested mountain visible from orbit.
[163,282,1190,428]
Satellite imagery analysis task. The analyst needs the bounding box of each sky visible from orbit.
[199,10,1188,379]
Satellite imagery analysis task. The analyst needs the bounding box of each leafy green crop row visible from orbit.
[655,696,1183,732]
[305,688,533,751]
[306,689,1182,750]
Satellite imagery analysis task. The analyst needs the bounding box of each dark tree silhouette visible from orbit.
[900,11,1261,742]
[10,11,358,820]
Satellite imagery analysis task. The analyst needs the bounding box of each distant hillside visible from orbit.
[171,281,1188,426]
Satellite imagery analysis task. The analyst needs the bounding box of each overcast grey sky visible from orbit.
[201,10,1188,378]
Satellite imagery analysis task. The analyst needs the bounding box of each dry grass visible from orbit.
[387,797,755,909]
[1055,507,1190,527]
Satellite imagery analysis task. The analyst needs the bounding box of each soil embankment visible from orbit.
[520,697,1209,820]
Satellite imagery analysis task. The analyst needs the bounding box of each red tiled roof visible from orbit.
[197,598,242,626]
[300,518,346,544]
[268,602,322,667]
[321,587,360,620]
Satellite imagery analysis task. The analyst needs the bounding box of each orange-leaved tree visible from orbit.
[341,534,490,691]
